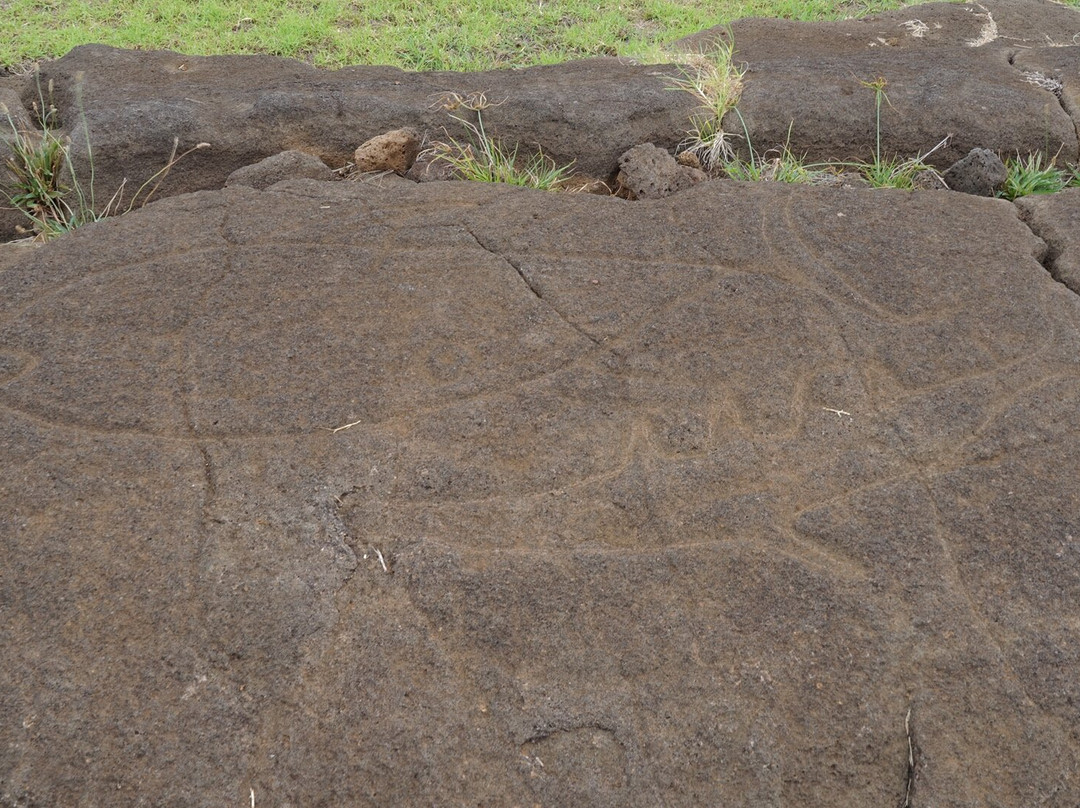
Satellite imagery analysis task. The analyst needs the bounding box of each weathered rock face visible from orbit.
[2,175,1080,807]
[1017,187,1080,294]
[679,0,1080,168]
[11,46,691,204]
[1,0,1079,242]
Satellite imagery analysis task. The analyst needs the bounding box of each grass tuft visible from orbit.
[429,92,574,190]
[668,37,746,171]
[998,152,1072,200]
[2,74,209,239]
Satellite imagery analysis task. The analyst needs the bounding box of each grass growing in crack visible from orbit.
[668,37,746,172]
[849,75,939,189]
[667,59,945,190]
[1,80,80,235]
[998,152,1079,200]
[718,119,837,185]
[2,75,209,239]
[429,91,574,190]
[832,76,946,190]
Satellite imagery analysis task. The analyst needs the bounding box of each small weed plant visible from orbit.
[719,119,837,185]
[846,76,945,189]
[2,75,209,240]
[667,55,951,191]
[430,91,573,190]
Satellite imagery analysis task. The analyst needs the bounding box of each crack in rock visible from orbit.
[1014,200,1080,298]
[462,224,602,346]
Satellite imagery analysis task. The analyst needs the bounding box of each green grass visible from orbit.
[998,153,1080,200]
[0,0,973,73]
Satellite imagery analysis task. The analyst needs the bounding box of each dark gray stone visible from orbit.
[672,0,1080,171]
[943,147,1008,196]
[720,47,1076,170]
[405,147,461,182]
[1013,45,1080,123]
[19,45,694,206]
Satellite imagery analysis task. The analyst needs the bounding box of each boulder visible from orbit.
[352,127,422,174]
[225,149,332,190]
[942,147,1008,196]
[405,146,461,182]
[615,142,706,198]
[720,47,1076,169]
[2,177,1079,806]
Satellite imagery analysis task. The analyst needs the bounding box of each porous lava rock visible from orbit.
[616,142,706,198]
[352,127,422,174]
[2,177,1079,807]
[942,147,1008,196]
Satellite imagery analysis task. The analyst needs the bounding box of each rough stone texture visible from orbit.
[942,147,1008,196]
[0,0,1075,240]
[1013,45,1080,124]
[0,86,34,133]
[19,45,692,201]
[676,1,1080,169]
[911,168,947,191]
[404,147,460,182]
[723,46,1075,169]
[1017,187,1080,294]
[225,149,332,190]
[352,127,422,174]
[615,142,706,198]
[2,176,1080,806]
[676,0,1080,56]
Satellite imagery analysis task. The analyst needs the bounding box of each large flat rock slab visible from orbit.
[2,177,1079,806]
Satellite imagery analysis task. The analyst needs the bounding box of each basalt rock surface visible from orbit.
[2,174,1080,807]
[3,2,1080,806]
